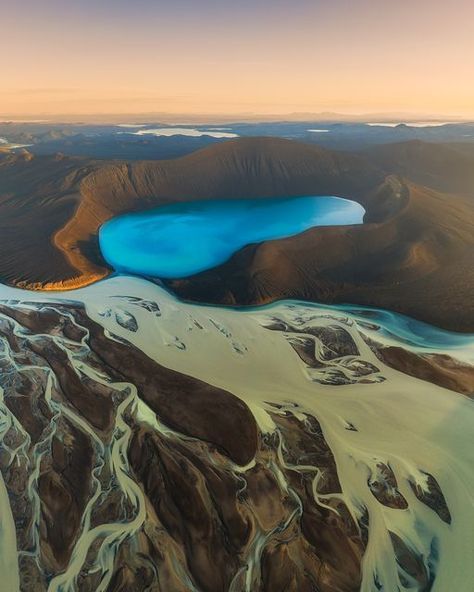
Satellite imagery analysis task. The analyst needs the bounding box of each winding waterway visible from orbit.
[0,275,473,591]
[0,195,473,591]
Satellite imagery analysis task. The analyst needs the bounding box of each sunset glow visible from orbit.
[2,0,474,118]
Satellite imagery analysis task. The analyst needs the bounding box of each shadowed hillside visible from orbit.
[0,152,94,285]
[1,137,473,330]
[168,180,474,331]
[366,140,474,197]
[0,138,385,289]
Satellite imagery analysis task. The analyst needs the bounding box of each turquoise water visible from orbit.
[99,196,365,278]
[282,301,474,354]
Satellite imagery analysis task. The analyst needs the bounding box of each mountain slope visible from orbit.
[0,138,385,289]
[168,179,474,331]
[0,138,473,331]
[365,140,474,198]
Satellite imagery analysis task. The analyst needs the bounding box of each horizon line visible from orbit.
[1,110,473,125]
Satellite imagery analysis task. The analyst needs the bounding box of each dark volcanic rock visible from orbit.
[409,471,452,525]
[370,343,474,397]
[38,418,94,572]
[0,300,371,591]
[76,308,259,466]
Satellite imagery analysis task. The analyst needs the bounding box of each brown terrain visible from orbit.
[370,344,474,397]
[0,300,451,591]
[0,135,471,592]
[264,315,474,398]
[366,140,474,197]
[0,301,369,592]
[169,178,474,331]
[0,137,473,331]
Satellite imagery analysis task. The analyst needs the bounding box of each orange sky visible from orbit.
[2,0,474,118]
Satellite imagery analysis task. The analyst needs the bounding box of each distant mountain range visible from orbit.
[2,120,474,160]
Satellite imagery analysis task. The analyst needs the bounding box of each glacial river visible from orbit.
[0,275,473,591]
[0,196,473,591]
